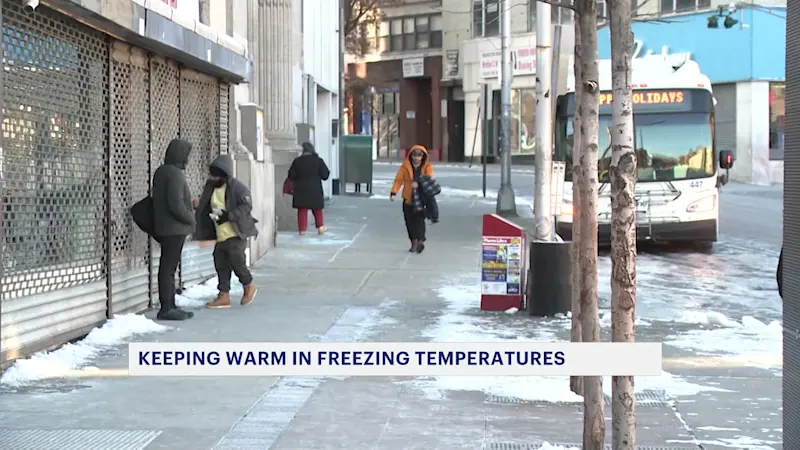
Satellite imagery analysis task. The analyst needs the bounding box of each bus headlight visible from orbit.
[686,195,716,213]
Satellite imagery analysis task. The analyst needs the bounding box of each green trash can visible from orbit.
[340,135,374,195]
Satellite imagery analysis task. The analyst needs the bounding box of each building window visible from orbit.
[529,1,574,30]
[769,83,785,160]
[660,0,712,14]
[381,92,399,115]
[380,14,442,52]
[473,0,500,38]
[596,0,607,21]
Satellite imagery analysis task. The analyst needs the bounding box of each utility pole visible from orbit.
[533,0,553,240]
[338,0,346,186]
[496,0,517,216]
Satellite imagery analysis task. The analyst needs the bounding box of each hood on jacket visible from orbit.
[164,138,192,169]
[210,154,235,178]
[407,144,429,166]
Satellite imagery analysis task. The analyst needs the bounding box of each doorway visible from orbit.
[449,100,465,162]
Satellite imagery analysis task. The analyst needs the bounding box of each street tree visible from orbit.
[607,0,638,448]
[569,9,584,398]
[575,1,605,448]
[344,0,396,57]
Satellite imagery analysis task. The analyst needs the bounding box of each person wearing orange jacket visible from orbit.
[390,145,434,253]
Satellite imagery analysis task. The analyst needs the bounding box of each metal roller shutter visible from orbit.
[783,1,799,447]
[179,69,220,287]
[712,83,737,156]
[108,41,152,316]
[0,2,109,361]
[148,56,181,308]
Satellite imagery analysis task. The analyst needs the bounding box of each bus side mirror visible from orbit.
[719,150,735,170]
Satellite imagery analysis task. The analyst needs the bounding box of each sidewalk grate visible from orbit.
[487,389,668,408]
[0,429,161,450]
[487,443,696,450]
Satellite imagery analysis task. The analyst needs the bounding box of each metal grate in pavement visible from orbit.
[487,389,668,408]
[0,429,161,450]
[605,389,669,408]
[486,443,696,450]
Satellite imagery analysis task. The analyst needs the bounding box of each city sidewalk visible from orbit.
[0,195,781,449]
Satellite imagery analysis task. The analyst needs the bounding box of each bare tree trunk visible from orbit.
[569,10,584,397]
[608,0,637,448]
[577,2,605,449]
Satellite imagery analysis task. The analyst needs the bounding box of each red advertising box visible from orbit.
[480,214,526,311]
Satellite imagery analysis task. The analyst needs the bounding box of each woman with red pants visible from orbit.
[288,142,331,235]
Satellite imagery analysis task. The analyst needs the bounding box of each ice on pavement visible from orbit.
[176,276,243,308]
[0,314,168,387]
[665,315,782,367]
[410,277,730,403]
[537,443,580,450]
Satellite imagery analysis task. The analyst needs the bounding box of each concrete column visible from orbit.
[257,0,300,231]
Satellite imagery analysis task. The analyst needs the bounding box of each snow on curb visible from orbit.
[538,443,580,450]
[0,314,168,387]
[0,276,238,386]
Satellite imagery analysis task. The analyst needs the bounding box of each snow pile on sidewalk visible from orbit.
[175,276,244,308]
[665,315,782,367]
[537,443,580,450]
[412,276,730,403]
[0,314,168,387]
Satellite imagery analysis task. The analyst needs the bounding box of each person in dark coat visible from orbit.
[151,138,196,321]
[778,247,784,299]
[288,142,330,235]
[194,154,259,309]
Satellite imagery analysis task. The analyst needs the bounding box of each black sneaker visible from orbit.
[157,308,194,321]
[416,242,425,254]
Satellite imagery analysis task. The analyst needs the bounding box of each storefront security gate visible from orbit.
[0,2,230,364]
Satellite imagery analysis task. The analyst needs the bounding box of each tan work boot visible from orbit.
[206,292,231,309]
[317,226,328,235]
[241,284,257,306]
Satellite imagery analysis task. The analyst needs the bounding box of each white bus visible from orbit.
[553,57,735,247]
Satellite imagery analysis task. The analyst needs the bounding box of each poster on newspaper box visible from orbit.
[481,236,522,295]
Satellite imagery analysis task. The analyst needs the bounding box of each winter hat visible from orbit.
[209,165,227,178]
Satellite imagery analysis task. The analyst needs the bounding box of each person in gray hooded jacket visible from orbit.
[151,138,196,321]
[194,154,259,309]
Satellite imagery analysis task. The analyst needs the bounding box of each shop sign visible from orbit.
[402,57,425,78]
[480,47,536,78]
[445,50,459,77]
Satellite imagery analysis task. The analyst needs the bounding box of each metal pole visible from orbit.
[482,83,489,198]
[534,0,553,240]
[338,0,346,190]
[496,0,517,215]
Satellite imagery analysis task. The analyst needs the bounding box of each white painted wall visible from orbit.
[174,0,200,23]
[317,90,333,199]
[302,0,340,92]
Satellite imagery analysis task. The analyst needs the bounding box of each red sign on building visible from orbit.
[161,0,177,7]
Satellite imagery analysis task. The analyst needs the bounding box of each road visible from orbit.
[373,162,783,248]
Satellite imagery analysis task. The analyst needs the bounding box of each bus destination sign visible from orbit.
[599,90,685,106]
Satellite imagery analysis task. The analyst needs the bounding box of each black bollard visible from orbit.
[528,241,572,317]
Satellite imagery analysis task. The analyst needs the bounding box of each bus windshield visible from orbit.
[558,113,714,182]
